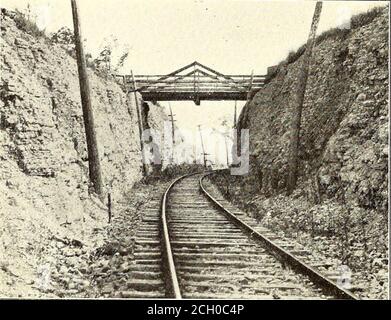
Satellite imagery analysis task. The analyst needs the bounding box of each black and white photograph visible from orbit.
[0,0,389,303]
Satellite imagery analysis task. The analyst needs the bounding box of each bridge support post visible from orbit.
[169,103,176,164]
[194,96,201,106]
[233,101,237,129]
[198,125,207,168]
[131,70,148,176]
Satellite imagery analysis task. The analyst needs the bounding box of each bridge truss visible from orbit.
[116,61,265,105]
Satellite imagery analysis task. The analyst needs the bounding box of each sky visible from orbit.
[1,0,387,165]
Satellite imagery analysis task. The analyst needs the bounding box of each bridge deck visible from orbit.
[115,61,265,104]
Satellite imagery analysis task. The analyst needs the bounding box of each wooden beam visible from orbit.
[198,125,207,167]
[169,102,175,163]
[140,91,248,101]
[126,74,266,78]
[131,70,147,176]
[234,100,237,129]
[135,61,197,90]
[137,70,197,91]
[138,82,263,89]
[194,61,236,82]
[247,70,254,101]
[135,79,265,84]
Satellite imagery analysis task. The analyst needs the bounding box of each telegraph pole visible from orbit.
[168,103,176,164]
[224,136,229,167]
[71,0,103,196]
[287,2,322,194]
[198,125,207,168]
[233,100,237,129]
[131,70,147,176]
[247,70,254,101]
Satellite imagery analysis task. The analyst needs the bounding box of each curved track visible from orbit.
[160,172,358,300]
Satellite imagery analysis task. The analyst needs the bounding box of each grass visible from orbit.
[350,6,385,29]
[268,5,387,81]
[313,6,385,46]
[315,27,350,45]
[12,9,46,38]
[286,43,307,64]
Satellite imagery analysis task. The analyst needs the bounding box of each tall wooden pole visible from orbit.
[287,2,322,194]
[193,66,197,105]
[224,136,229,167]
[169,103,176,164]
[71,0,103,196]
[233,100,237,129]
[131,70,147,176]
[247,70,254,101]
[198,125,207,168]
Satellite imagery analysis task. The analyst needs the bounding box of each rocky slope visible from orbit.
[0,9,167,297]
[219,6,389,298]
[238,7,388,209]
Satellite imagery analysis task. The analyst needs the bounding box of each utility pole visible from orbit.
[224,136,229,167]
[131,70,147,176]
[233,70,253,161]
[287,2,322,194]
[71,0,103,197]
[198,125,207,168]
[193,144,197,164]
[233,101,237,129]
[247,70,254,101]
[168,102,176,164]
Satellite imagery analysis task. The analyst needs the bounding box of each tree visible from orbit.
[93,35,130,75]
[51,27,75,54]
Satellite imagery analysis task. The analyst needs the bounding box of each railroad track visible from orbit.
[123,172,358,299]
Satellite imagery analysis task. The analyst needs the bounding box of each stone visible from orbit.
[363,100,374,106]
[58,265,68,274]
[381,146,388,157]
[356,93,366,101]
[14,37,28,48]
[101,284,114,295]
[119,247,129,256]
[119,262,130,273]
[68,282,77,290]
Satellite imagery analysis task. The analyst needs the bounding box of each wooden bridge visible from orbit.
[115,61,265,105]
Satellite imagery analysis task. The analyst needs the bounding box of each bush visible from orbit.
[315,27,349,45]
[14,9,45,38]
[350,6,385,30]
[272,5,386,70]
[51,27,75,47]
[286,43,307,64]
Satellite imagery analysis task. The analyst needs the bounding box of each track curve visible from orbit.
[161,172,358,300]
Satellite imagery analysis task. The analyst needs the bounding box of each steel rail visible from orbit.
[160,172,201,299]
[199,172,359,300]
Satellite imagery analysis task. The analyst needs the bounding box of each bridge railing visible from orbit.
[114,74,265,93]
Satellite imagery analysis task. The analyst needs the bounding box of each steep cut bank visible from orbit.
[0,9,167,297]
[214,7,388,298]
[239,7,388,212]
